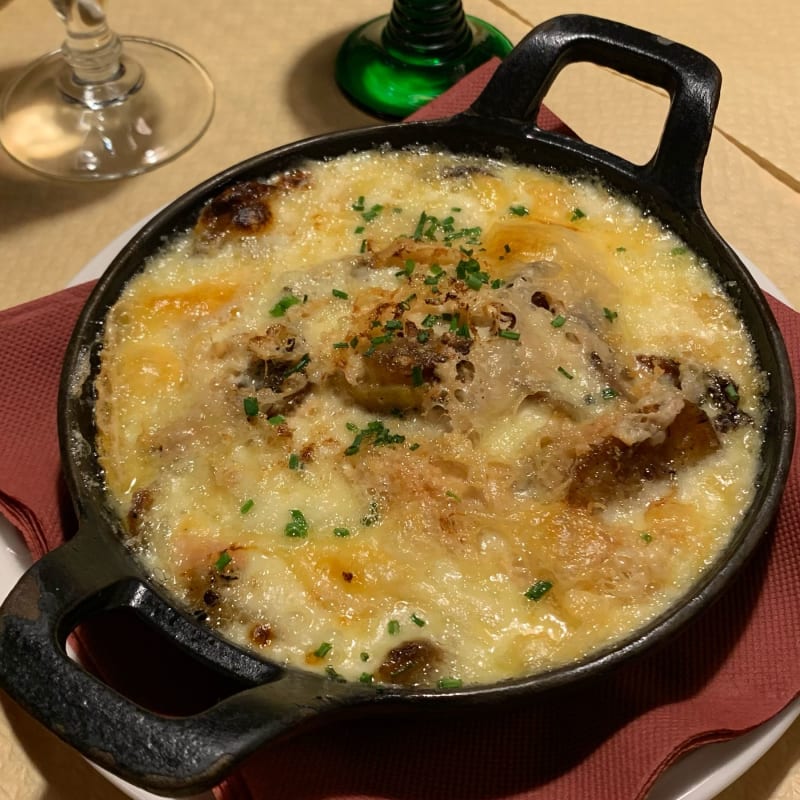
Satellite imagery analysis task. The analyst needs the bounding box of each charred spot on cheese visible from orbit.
[377,639,443,686]
[194,170,309,248]
[126,488,153,538]
[96,148,765,688]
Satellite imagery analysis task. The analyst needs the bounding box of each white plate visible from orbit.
[0,215,795,800]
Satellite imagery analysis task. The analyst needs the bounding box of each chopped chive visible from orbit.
[288,453,301,470]
[411,613,426,627]
[243,396,259,417]
[616,246,627,253]
[240,499,254,514]
[465,272,484,291]
[352,195,365,211]
[498,329,520,340]
[509,204,529,216]
[524,579,553,601]
[332,288,349,299]
[387,619,400,635]
[422,314,440,328]
[601,386,618,399]
[214,550,232,571]
[333,341,350,349]
[284,509,308,538]
[354,225,365,234]
[417,330,430,343]
[325,666,346,682]
[359,239,367,253]
[603,307,618,322]
[551,314,567,328]
[437,677,463,689]
[360,651,370,662]
[491,278,504,289]
[384,319,403,331]
[397,292,417,310]
[362,204,384,222]
[557,366,574,379]
[333,527,350,537]
[314,642,332,658]
[269,294,300,317]
[411,365,424,387]
[267,414,285,425]
[284,353,311,377]
[570,208,586,222]
[724,383,739,402]
[671,246,688,255]
[640,531,653,543]
[359,672,374,684]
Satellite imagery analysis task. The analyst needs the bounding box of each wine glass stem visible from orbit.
[56,0,122,84]
[384,0,472,63]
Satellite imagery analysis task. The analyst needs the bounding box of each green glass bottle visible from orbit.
[335,0,513,120]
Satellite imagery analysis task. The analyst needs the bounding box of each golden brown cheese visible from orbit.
[94,148,765,688]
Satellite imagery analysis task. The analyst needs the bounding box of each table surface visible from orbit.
[0,1,798,798]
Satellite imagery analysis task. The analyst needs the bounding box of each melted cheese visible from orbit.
[95,149,764,688]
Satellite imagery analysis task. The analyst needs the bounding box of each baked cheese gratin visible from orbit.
[95,148,764,688]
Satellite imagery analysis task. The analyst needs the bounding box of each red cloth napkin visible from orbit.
[1,59,798,800]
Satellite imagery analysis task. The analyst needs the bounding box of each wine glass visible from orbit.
[335,0,512,120]
[0,0,214,181]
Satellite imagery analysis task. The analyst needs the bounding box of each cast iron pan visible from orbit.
[0,14,795,797]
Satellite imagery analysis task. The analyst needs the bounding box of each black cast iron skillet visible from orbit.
[0,14,795,797]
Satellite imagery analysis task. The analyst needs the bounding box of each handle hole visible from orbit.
[69,608,253,716]
[541,63,669,167]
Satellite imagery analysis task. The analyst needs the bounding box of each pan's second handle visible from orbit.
[469,14,721,211]
[0,524,372,795]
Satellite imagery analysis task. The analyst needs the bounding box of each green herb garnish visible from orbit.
[411,613,426,627]
[603,307,618,322]
[288,453,302,470]
[240,499,254,514]
[283,352,310,377]
[243,396,259,417]
[387,619,400,635]
[284,509,309,538]
[551,314,566,328]
[267,414,285,425]
[524,579,553,601]
[437,677,463,689]
[214,550,232,571]
[269,294,300,317]
[333,527,350,538]
[498,329,520,340]
[345,420,405,455]
[314,642,332,658]
[557,366,574,379]
[509,204,529,216]
[570,208,586,222]
[332,288,349,299]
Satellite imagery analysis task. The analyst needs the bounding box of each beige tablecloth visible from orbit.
[0,1,798,798]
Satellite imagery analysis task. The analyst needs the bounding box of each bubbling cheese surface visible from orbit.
[95,148,764,688]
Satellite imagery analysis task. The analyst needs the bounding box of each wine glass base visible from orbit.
[335,15,512,120]
[0,36,214,181]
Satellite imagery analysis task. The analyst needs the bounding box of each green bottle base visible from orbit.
[335,15,513,120]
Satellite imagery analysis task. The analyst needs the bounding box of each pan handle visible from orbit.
[0,519,372,795]
[468,14,721,211]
